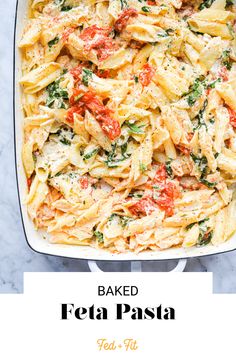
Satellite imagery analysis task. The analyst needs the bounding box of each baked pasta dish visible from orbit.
[19,0,236,253]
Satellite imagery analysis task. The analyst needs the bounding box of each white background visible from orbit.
[0,272,235,353]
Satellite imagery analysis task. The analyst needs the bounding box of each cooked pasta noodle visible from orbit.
[19,0,236,253]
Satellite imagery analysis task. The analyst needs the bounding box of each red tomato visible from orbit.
[67,90,121,139]
[129,196,158,216]
[155,195,174,217]
[153,164,167,183]
[218,66,229,81]
[147,0,156,4]
[80,176,89,189]
[80,25,116,61]
[228,106,236,128]
[114,8,138,32]
[62,27,75,42]
[80,25,112,42]
[161,181,180,199]
[139,63,155,87]
[177,144,190,155]
[69,65,83,82]
[27,177,32,189]
[98,115,121,140]
[187,133,193,142]
[66,105,84,124]
[95,69,110,78]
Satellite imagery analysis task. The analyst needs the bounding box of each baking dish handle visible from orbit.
[88,259,187,272]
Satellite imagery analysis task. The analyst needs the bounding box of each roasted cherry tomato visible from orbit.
[80,176,89,189]
[114,8,138,32]
[139,63,155,87]
[228,106,236,128]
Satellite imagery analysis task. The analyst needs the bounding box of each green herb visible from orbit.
[227,23,235,38]
[120,0,128,9]
[55,172,62,177]
[186,217,209,231]
[209,117,215,124]
[46,79,69,109]
[32,153,37,163]
[165,160,173,178]
[141,6,151,12]
[59,137,71,145]
[191,153,217,189]
[108,213,133,228]
[104,143,131,168]
[48,36,59,48]
[186,222,195,230]
[83,148,100,161]
[157,29,174,37]
[199,179,217,188]
[128,191,143,198]
[190,153,208,176]
[199,0,215,10]
[54,0,65,5]
[193,99,208,131]
[61,5,72,11]
[120,142,128,156]
[226,0,234,7]
[207,78,221,89]
[185,78,206,107]
[198,230,212,246]
[139,163,147,173]
[221,49,233,70]
[82,68,93,87]
[134,75,139,83]
[126,122,145,134]
[153,185,160,190]
[93,230,104,243]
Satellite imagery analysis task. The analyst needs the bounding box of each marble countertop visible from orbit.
[1,0,236,294]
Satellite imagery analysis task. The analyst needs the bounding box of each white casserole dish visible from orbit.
[14,0,236,264]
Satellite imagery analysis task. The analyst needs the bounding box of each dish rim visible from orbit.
[13,0,236,262]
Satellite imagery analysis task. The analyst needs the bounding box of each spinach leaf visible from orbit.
[120,0,128,9]
[61,5,72,11]
[83,148,100,161]
[185,78,206,107]
[59,137,71,145]
[128,191,144,198]
[104,143,131,168]
[54,0,65,5]
[226,0,234,7]
[190,153,208,176]
[141,6,151,12]
[48,36,59,48]
[221,49,233,70]
[186,218,212,246]
[108,213,133,228]
[199,0,215,10]
[139,163,147,173]
[93,230,104,243]
[207,78,221,88]
[198,230,212,246]
[46,78,69,109]
[82,68,93,87]
[165,160,173,178]
[126,122,145,134]
[193,99,208,131]
[199,179,217,188]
